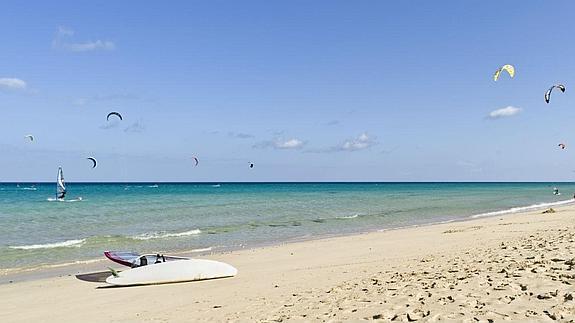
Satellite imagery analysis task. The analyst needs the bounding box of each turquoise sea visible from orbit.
[1,182,574,273]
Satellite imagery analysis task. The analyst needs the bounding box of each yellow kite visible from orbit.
[493,64,515,81]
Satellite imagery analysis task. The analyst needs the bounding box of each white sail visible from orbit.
[57,167,66,200]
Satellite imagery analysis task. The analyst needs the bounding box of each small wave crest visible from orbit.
[9,239,86,250]
[471,199,575,219]
[313,214,361,223]
[132,229,202,240]
[337,214,360,220]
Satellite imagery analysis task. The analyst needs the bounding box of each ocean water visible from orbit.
[1,182,573,272]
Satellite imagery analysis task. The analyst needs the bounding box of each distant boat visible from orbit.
[57,167,66,200]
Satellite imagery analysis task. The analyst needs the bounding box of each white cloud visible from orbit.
[99,121,119,130]
[57,26,74,37]
[62,40,115,52]
[93,93,139,101]
[339,133,376,151]
[0,78,27,90]
[456,160,483,173]
[381,145,399,155]
[73,93,141,106]
[253,138,305,150]
[52,26,115,52]
[276,138,304,149]
[488,106,522,119]
[304,132,377,153]
[456,160,476,168]
[72,98,87,106]
[124,121,146,133]
[228,131,254,139]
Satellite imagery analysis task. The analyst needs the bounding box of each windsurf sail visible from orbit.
[104,251,189,268]
[57,167,66,200]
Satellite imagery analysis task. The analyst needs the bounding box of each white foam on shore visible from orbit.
[132,229,202,240]
[9,239,86,250]
[371,200,575,234]
[471,199,575,219]
[1,259,103,277]
[190,247,212,253]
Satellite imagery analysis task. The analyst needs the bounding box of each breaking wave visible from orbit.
[336,214,360,220]
[9,239,86,250]
[131,229,202,240]
[471,199,575,219]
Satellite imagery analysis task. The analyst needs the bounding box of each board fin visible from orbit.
[108,267,120,277]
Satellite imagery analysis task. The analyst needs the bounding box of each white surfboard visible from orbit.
[105,259,238,286]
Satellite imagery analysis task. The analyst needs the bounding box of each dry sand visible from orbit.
[2,205,575,322]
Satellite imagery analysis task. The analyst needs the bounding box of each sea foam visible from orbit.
[471,199,575,219]
[190,247,213,253]
[337,214,360,220]
[9,239,86,250]
[132,229,202,240]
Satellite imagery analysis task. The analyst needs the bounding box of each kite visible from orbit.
[87,157,98,168]
[545,84,566,103]
[106,112,123,121]
[493,64,515,81]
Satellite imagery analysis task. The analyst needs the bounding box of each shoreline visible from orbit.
[2,203,575,321]
[3,197,574,283]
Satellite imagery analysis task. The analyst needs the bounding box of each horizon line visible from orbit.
[2,181,573,184]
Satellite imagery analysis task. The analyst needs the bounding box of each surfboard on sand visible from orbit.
[105,259,238,286]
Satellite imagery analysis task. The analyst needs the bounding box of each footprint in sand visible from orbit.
[443,226,483,234]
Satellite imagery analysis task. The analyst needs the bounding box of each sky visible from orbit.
[1,1,574,182]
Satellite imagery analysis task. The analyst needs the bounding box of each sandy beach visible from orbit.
[4,1,575,321]
[2,204,575,322]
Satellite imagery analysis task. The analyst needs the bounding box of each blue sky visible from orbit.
[1,1,574,182]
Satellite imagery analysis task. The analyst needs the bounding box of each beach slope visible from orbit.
[2,205,575,322]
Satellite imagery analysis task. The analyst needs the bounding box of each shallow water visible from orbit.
[1,182,573,271]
